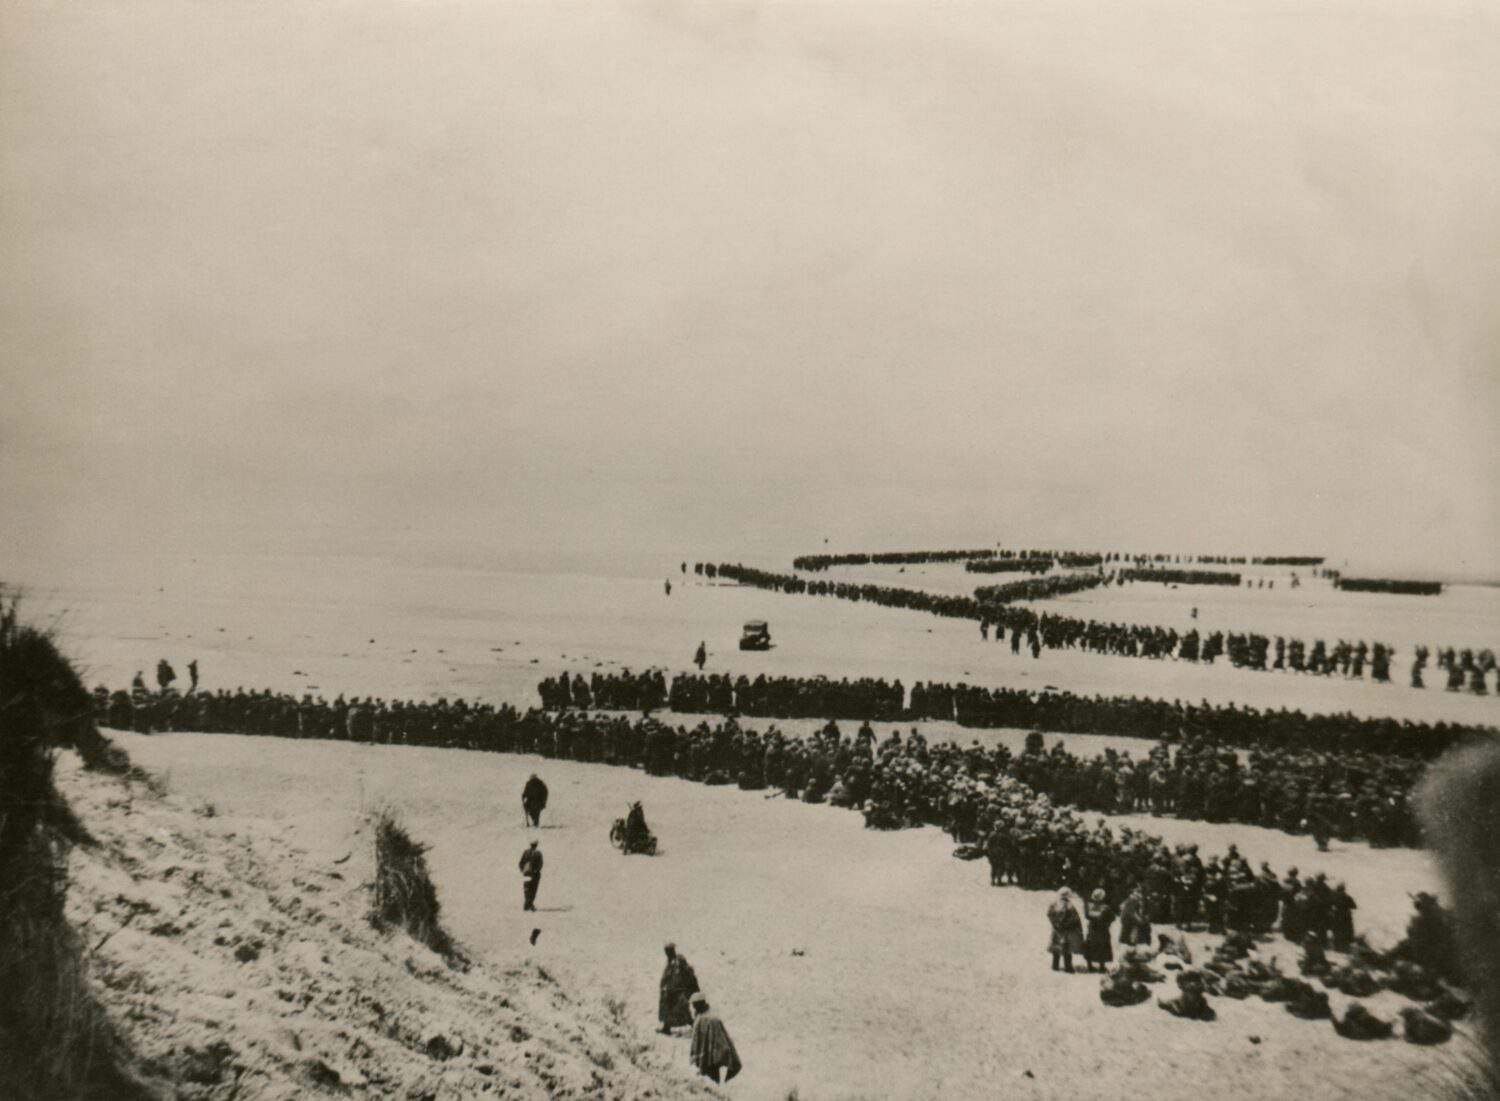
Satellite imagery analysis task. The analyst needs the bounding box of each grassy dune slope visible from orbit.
[56,753,712,1100]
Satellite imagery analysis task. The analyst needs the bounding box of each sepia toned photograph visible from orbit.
[2,2,1497,1099]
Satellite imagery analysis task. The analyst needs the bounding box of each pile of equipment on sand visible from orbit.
[1094,897,1470,1046]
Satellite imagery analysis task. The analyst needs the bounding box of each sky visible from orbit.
[3,1,1498,581]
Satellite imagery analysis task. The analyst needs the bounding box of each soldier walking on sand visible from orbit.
[522,773,549,828]
[658,943,700,1034]
[689,993,742,1084]
[519,840,543,912]
[694,642,707,671]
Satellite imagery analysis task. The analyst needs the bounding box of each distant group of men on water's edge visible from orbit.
[700,561,1496,694]
[132,658,199,696]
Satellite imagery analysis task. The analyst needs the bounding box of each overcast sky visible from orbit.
[3,1,1497,580]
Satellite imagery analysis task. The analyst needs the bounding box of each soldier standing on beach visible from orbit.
[689,994,742,1084]
[187,659,199,693]
[519,840,543,912]
[522,773,549,828]
[694,642,707,671]
[658,944,700,1034]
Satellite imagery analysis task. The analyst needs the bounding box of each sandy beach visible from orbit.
[21,552,1483,1096]
[110,730,1464,1101]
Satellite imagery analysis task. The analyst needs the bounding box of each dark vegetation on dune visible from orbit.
[0,590,147,1101]
[370,806,467,968]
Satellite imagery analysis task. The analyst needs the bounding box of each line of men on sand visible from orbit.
[906,680,1489,759]
[1010,738,1420,848]
[552,670,1491,761]
[103,682,1368,953]
[785,548,1321,572]
[704,562,1495,691]
[113,679,1452,1052]
[130,659,199,696]
[1417,644,1499,694]
[99,678,1464,852]
[536,669,670,713]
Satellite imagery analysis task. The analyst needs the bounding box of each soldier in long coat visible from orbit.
[522,773,549,828]
[1048,888,1085,972]
[689,994,742,1084]
[1083,889,1115,971]
[657,944,700,1033]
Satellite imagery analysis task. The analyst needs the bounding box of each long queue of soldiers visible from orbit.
[903,681,1488,759]
[97,682,1366,951]
[700,562,1495,692]
[545,672,1431,847]
[783,548,1325,572]
[1336,578,1443,597]
[790,549,998,570]
[965,558,1054,574]
[574,669,1489,760]
[972,573,1107,603]
[1117,568,1241,587]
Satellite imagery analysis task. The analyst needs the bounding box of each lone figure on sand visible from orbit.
[519,840,543,912]
[1048,888,1084,973]
[522,773,549,828]
[689,993,742,1084]
[694,641,706,671]
[1083,888,1115,972]
[658,943,699,1034]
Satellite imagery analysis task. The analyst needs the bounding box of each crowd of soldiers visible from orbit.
[972,573,1106,603]
[1336,578,1443,596]
[1117,568,1241,587]
[783,548,1325,573]
[903,681,1486,759]
[557,673,1431,847]
[965,558,1054,574]
[668,673,906,721]
[1010,738,1420,848]
[99,683,526,746]
[536,669,668,712]
[1418,645,1498,694]
[790,549,998,571]
[587,670,1488,760]
[101,682,1367,951]
[704,563,1494,693]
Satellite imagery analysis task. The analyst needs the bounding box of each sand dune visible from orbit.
[57,748,713,1100]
